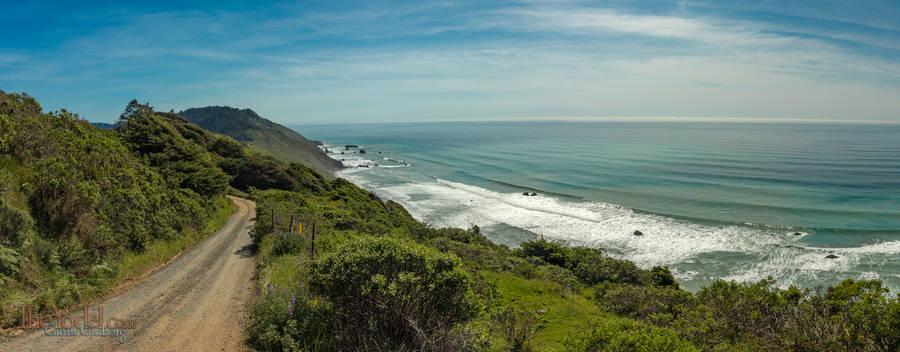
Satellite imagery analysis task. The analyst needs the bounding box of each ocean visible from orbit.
[296,121,900,292]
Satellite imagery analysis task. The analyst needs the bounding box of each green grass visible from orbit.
[477,271,613,351]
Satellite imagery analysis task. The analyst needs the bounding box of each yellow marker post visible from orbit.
[297,222,302,235]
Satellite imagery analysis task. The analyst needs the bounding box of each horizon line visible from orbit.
[288,116,900,126]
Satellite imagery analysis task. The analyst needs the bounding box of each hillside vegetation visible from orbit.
[0,92,333,333]
[2,91,898,351]
[0,92,233,329]
[178,106,342,177]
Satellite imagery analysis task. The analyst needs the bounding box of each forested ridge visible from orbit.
[178,106,342,176]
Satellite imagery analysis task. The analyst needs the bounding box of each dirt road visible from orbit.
[1,196,257,351]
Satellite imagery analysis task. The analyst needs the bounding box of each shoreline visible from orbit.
[315,141,900,293]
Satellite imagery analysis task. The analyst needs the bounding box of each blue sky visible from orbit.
[1,0,899,124]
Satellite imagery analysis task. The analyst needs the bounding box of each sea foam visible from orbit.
[339,168,900,292]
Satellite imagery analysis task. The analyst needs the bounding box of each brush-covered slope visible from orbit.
[0,92,231,326]
[178,106,341,177]
[0,93,333,330]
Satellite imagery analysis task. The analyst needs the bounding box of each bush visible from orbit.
[565,320,698,352]
[651,266,678,288]
[310,236,478,351]
[246,283,335,352]
[692,278,808,348]
[491,305,543,352]
[823,279,900,351]
[519,239,570,267]
[0,199,32,247]
[594,282,696,325]
[534,264,582,294]
[270,232,305,256]
[570,249,645,286]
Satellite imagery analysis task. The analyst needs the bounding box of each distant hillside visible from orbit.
[90,121,116,129]
[178,106,341,176]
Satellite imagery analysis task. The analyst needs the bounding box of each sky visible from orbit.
[1,0,899,124]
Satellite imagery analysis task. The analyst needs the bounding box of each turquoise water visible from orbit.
[297,121,900,292]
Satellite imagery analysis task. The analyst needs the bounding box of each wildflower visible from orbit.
[288,294,295,317]
[268,282,274,294]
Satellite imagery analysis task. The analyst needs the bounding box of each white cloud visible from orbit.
[5,2,900,123]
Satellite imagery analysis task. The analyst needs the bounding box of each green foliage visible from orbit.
[651,266,679,289]
[270,232,306,256]
[694,279,785,345]
[491,305,543,352]
[309,236,478,350]
[519,239,570,267]
[0,243,21,278]
[568,248,645,286]
[178,105,341,176]
[219,156,296,192]
[565,320,698,352]
[595,282,696,325]
[517,241,649,287]
[117,100,229,197]
[245,283,335,352]
[0,198,32,247]
[0,91,230,329]
[824,279,900,351]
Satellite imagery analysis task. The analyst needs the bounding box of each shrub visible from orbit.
[518,239,570,267]
[694,279,785,346]
[246,283,335,352]
[310,236,477,351]
[565,320,698,352]
[270,232,305,256]
[534,264,582,294]
[570,251,644,286]
[594,282,696,325]
[491,305,543,352]
[651,266,679,288]
[824,279,900,351]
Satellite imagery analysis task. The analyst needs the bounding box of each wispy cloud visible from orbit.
[1,1,899,123]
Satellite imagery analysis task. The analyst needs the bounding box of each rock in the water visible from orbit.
[792,232,803,236]
[634,230,644,236]
[522,192,530,196]
[359,149,366,154]
[530,192,538,196]
[825,254,839,259]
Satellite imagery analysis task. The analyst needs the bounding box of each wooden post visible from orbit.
[289,214,295,233]
[311,221,316,259]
